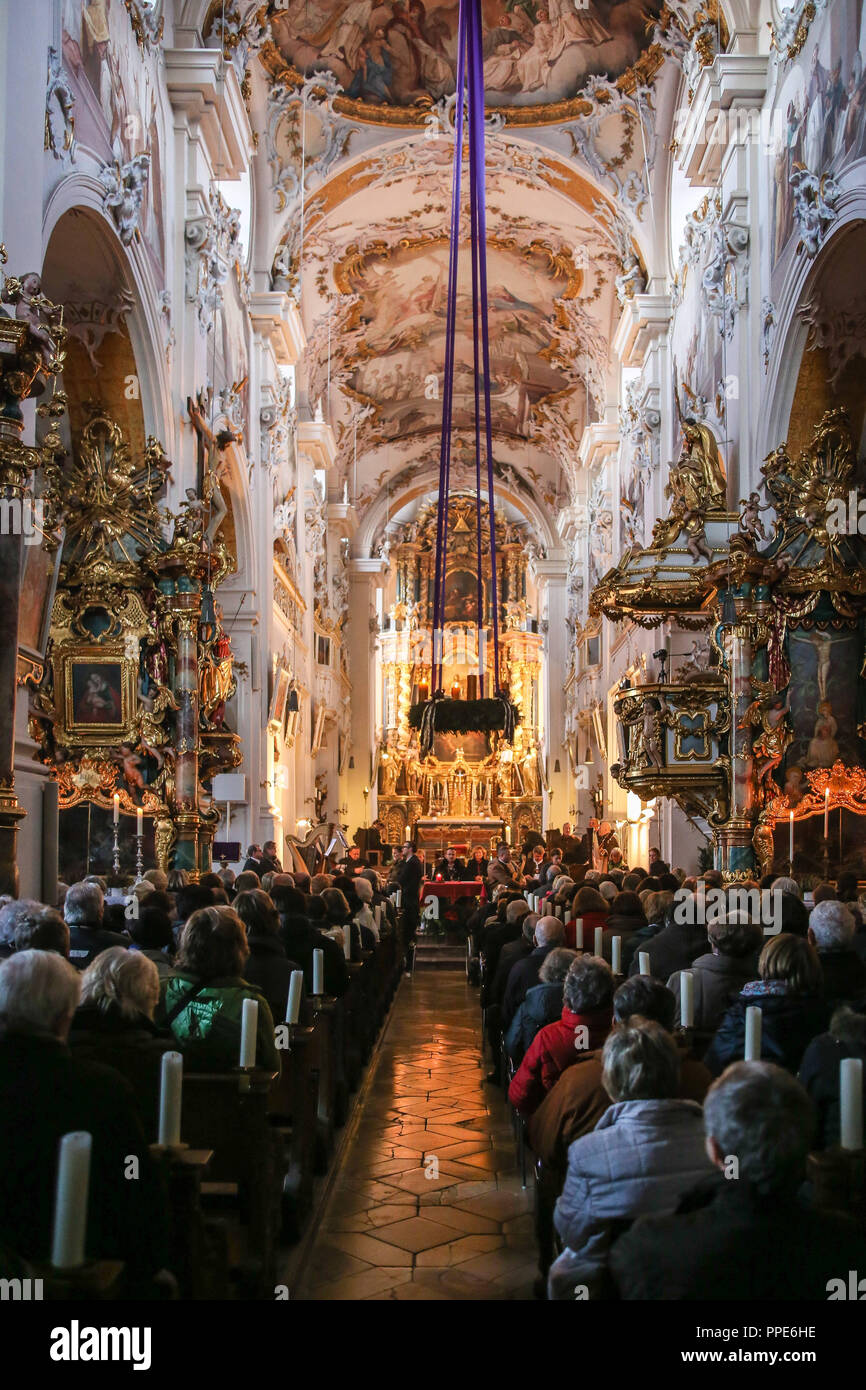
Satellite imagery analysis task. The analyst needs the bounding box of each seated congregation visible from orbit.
[0,858,406,1298]
[469,844,866,1300]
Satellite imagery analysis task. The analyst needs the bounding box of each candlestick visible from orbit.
[594,926,603,957]
[113,793,120,825]
[680,971,695,1029]
[840,1057,863,1151]
[744,1005,762,1061]
[158,1052,183,1147]
[638,951,651,976]
[611,936,622,974]
[239,998,258,1069]
[574,917,584,950]
[824,787,830,840]
[789,810,794,865]
[312,948,324,997]
[51,1131,92,1269]
[111,818,120,877]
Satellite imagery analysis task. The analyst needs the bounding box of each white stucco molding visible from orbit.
[677,54,770,188]
[249,290,305,366]
[164,48,253,180]
[298,418,337,471]
[612,293,672,369]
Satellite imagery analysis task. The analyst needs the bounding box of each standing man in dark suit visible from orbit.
[434,846,467,881]
[395,840,424,950]
[243,843,263,875]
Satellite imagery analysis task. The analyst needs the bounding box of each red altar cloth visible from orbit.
[420,879,482,905]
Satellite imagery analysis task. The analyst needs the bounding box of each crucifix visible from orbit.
[186,388,229,546]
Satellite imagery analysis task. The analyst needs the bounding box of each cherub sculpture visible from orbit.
[739,491,772,543]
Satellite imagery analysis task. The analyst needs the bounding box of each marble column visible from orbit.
[346,558,387,828]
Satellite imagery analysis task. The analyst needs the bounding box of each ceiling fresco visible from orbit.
[341,237,578,441]
[260,0,667,124]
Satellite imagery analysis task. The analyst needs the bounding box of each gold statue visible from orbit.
[154,817,177,873]
[668,420,728,515]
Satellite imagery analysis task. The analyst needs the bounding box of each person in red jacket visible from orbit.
[509,954,613,1116]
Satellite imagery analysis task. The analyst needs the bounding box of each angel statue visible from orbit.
[739,491,772,543]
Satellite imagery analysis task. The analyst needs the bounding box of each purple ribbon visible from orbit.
[432,0,502,698]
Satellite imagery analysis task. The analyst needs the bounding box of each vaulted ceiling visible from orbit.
[245,0,707,551]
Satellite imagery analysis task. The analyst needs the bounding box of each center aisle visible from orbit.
[295,972,537,1300]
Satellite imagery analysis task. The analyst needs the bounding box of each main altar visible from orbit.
[375,497,544,850]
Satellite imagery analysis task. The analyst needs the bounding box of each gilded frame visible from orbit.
[57,645,137,745]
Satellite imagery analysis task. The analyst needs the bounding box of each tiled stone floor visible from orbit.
[295,973,537,1300]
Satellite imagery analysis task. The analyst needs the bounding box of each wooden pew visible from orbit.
[181,1069,282,1297]
[149,1144,227,1299]
[267,1024,320,1242]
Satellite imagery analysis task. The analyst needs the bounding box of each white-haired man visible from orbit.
[64,880,128,970]
[0,950,166,1279]
[808,899,866,1004]
[502,915,567,1029]
[610,1062,866,1299]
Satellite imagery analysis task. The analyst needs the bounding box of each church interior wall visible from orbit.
[0,0,861,887]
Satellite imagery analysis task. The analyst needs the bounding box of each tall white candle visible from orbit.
[395,889,402,908]
[638,951,651,976]
[312,947,324,996]
[343,923,352,960]
[113,793,120,825]
[375,903,383,928]
[594,926,603,957]
[680,972,695,1029]
[286,969,304,1025]
[744,1005,762,1061]
[158,1051,183,1147]
[240,997,258,1068]
[824,787,830,840]
[611,935,622,974]
[574,916,584,950]
[840,1057,864,1151]
[788,810,794,864]
[51,1131,92,1269]
[554,903,562,919]
[136,806,143,837]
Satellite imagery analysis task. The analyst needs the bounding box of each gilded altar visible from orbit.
[26,405,242,877]
[375,497,544,846]
[591,410,866,879]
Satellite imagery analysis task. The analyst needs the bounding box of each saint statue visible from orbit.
[674,419,728,513]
